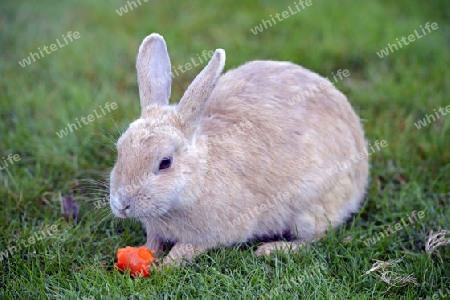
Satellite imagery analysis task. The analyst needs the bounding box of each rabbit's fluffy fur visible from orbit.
[109,33,369,265]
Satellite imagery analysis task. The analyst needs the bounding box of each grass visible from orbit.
[1,0,449,298]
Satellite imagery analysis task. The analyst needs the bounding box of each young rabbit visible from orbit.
[109,33,369,265]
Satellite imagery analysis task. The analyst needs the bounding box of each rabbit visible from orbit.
[109,33,369,266]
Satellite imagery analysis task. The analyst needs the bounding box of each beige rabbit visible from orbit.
[109,33,369,265]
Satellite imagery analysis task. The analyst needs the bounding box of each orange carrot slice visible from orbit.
[115,246,157,277]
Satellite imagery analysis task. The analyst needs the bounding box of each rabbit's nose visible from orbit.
[110,195,131,217]
[117,197,131,216]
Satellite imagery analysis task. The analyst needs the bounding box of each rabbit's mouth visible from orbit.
[110,204,129,218]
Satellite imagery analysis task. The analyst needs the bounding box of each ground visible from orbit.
[0,0,449,299]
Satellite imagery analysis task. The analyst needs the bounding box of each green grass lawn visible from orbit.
[1,0,449,298]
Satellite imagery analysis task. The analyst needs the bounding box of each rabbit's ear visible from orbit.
[136,33,172,109]
[177,49,225,131]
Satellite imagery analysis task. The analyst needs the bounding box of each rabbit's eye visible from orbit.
[159,157,172,170]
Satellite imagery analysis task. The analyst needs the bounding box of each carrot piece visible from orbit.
[115,246,157,277]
